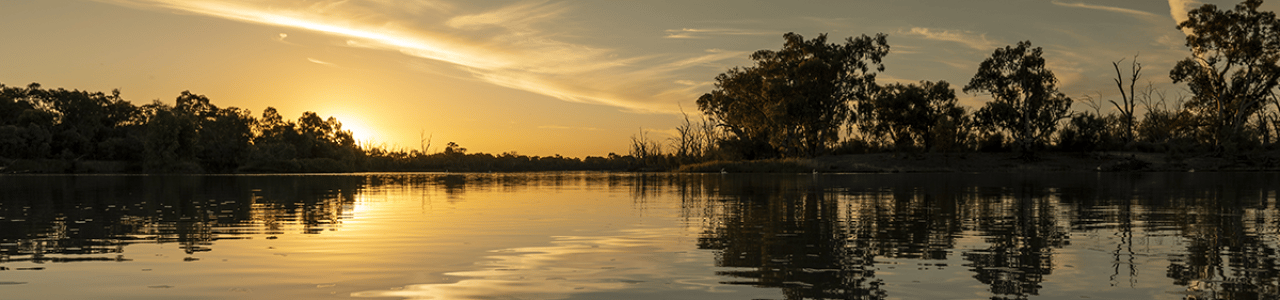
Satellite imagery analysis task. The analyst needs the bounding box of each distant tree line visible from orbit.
[0,84,643,173]
[639,0,1280,165]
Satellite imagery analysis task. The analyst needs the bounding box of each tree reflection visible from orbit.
[685,173,1279,299]
[1163,184,1280,299]
[0,175,362,263]
[3,172,1280,299]
[962,191,1069,300]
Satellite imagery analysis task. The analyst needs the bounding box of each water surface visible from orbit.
[1,172,1277,299]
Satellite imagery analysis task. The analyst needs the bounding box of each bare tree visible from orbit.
[1110,55,1141,144]
[630,128,664,167]
[670,110,705,162]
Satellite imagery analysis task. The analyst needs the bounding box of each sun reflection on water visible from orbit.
[351,228,757,299]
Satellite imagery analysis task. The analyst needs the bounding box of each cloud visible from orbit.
[307,57,336,66]
[369,0,453,14]
[445,0,565,34]
[96,0,740,114]
[1168,0,1199,35]
[1051,1,1159,18]
[274,32,304,46]
[538,125,600,131]
[904,27,1000,52]
[663,28,776,39]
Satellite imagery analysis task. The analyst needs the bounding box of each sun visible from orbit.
[328,113,379,144]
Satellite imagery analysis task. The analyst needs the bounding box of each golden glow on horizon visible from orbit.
[44,0,1268,156]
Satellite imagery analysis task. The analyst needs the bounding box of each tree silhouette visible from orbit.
[1110,56,1142,144]
[141,100,200,172]
[965,41,1072,156]
[698,32,889,158]
[863,80,965,151]
[1170,0,1280,150]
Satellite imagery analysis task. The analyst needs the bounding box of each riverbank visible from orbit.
[6,151,1279,174]
[677,151,1280,173]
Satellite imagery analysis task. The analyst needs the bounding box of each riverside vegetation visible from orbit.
[0,85,629,173]
[4,0,1280,174]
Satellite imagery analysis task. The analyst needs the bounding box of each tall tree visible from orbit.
[865,80,964,151]
[965,41,1072,155]
[141,100,199,171]
[1169,0,1280,149]
[1111,56,1141,144]
[697,32,889,158]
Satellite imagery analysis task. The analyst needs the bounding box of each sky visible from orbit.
[2,0,1277,158]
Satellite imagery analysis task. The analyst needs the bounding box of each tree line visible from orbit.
[0,84,642,173]
[641,0,1280,165]
[7,0,1279,173]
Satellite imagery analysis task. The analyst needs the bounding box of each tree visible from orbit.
[965,41,1072,155]
[197,106,255,172]
[864,80,964,151]
[250,107,300,162]
[1169,0,1280,150]
[627,128,665,168]
[443,141,467,155]
[697,32,889,158]
[141,101,200,171]
[1110,56,1142,144]
[1057,113,1107,151]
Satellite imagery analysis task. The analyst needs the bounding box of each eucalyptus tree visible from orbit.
[865,80,964,151]
[1169,0,1280,149]
[697,32,889,158]
[965,41,1072,155]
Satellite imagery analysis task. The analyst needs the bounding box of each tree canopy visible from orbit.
[697,32,889,158]
[863,80,965,151]
[965,41,1072,154]
[1170,0,1280,149]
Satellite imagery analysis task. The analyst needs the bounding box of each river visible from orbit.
[1,172,1277,299]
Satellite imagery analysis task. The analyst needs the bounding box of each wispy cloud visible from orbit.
[307,57,336,66]
[1051,1,1158,18]
[1168,0,1199,35]
[445,0,565,34]
[538,125,600,131]
[96,0,738,113]
[904,27,1000,51]
[663,28,775,39]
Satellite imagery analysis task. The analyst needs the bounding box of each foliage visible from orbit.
[1057,113,1108,152]
[15,1,1280,172]
[141,101,200,172]
[863,80,965,151]
[1170,0,1280,149]
[965,41,1072,155]
[698,32,889,158]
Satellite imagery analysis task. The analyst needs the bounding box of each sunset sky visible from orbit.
[2,0,1275,157]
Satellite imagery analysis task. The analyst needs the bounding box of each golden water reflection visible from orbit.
[1,173,1279,299]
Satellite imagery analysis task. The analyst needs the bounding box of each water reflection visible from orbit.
[0,175,360,263]
[667,173,1280,299]
[1,172,1278,299]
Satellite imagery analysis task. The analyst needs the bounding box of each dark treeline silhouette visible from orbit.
[0,83,640,173]
[634,0,1280,168]
[7,1,1279,173]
